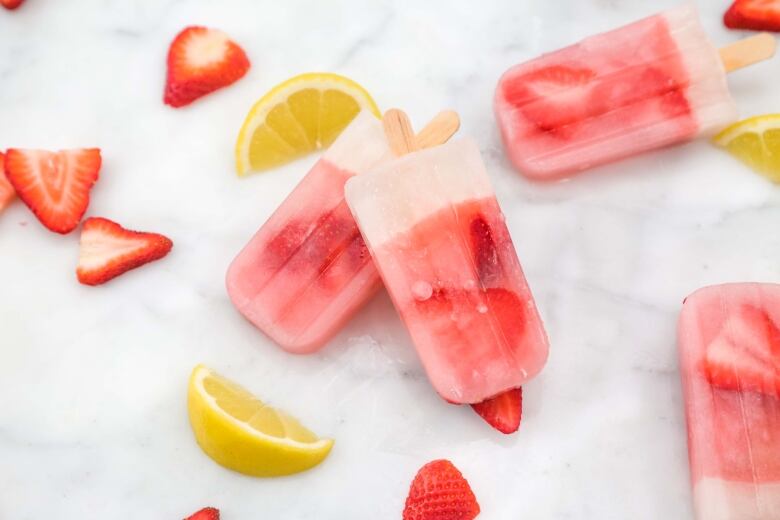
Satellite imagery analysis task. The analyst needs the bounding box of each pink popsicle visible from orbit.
[226,111,391,353]
[495,5,737,180]
[345,138,549,404]
[679,283,780,519]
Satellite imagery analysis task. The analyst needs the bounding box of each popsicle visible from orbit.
[345,114,549,404]
[679,283,780,520]
[495,5,776,180]
[226,110,460,354]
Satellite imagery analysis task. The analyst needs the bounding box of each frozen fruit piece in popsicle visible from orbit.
[703,304,780,396]
[345,137,549,404]
[226,111,392,354]
[679,283,780,519]
[495,5,738,180]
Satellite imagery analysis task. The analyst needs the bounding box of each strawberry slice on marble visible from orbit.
[0,0,24,10]
[471,387,523,434]
[0,152,16,213]
[164,26,250,107]
[725,0,780,32]
[4,148,101,234]
[77,217,173,286]
[403,459,480,520]
[184,507,219,520]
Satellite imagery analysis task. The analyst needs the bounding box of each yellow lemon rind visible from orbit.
[187,365,334,477]
[713,113,780,147]
[235,72,380,176]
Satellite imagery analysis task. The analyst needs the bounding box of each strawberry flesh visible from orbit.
[403,459,480,520]
[704,305,780,397]
[164,26,250,107]
[4,148,101,234]
[470,215,501,285]
[504,63,690,140]
[184,507,220,520]
[725,0,780,32]
[264,203,369,283]
[0,152,15,213]
[503,65,597,134]
[0,0,24,10]
[471,387,523,434]
[77,217,173,286]
[416,287,527,362]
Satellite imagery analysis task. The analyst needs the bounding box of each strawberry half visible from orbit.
[77,217,173,286]
[184,507,220,520]
[471,387,523,434]
[403,459,480,520]
[0,152,16,213]
[470,215,502,285]
[0,0,24,10]
[704,305,780,397]
[164,26,250,108]
[4,148,101,234]
[725,0,780,32]
[503,65,596,134]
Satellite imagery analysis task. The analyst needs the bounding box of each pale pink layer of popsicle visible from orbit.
[679,284,780,520]
[495,5,737,180]
[226,112,391,353]
[345,138,549,404]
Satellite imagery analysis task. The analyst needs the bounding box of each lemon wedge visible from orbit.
[235,72,380,175]
[714,114,780,183]
[187,364,333,477]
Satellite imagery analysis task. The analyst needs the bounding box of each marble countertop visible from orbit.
[1,1,778,518]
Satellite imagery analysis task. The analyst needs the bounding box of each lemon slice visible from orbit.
[235,72,380,175]
[187,364,333,477]
[714,114,780,183]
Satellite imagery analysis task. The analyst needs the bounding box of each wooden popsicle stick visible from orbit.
[414,110,461,150]
[720,33,776,73]
[383,109,417,156]
[383,109,461,157]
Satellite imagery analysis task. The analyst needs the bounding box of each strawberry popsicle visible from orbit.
[345,138,549,404]
[679,283,780,519]
[226,111,392,354]
[495,5,739,180]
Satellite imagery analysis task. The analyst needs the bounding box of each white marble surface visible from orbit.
[1,1,778,518]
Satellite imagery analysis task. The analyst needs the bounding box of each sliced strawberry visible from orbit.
[184,507,219,520]
[0,152,16,213]
[470,214,501,285]
[403,459,480,520]
[417,287,527,357]
[471,387,523,434]
[164,26,250,108]
[486,287,527,342]
[77,217,173,286]
[0,0,24,10]
[592,66,689,120]
[4,148,101,234]
[725,0,780,32]
[704,305,780,397]
[503,65,596,133]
